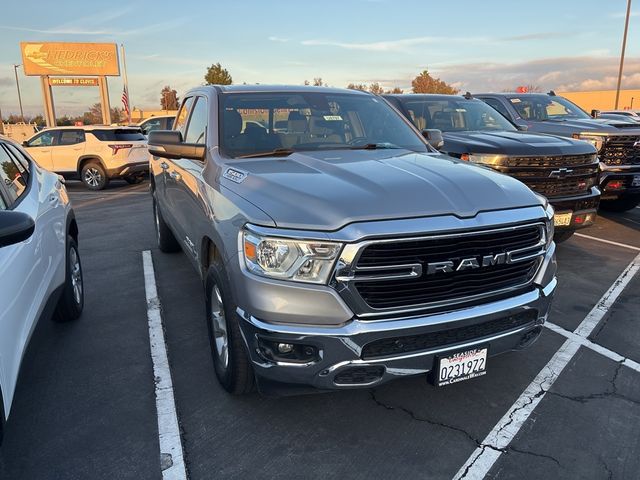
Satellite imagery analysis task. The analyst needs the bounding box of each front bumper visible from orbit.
[548,187,600,230]
[237,253,557,393]
[599,166,640,200]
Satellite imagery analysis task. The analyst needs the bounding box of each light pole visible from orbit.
[12,64,25,123]
[614,0,632,110]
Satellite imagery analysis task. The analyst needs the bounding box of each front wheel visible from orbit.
[205,261,255,394]
[53,236,84,322]
[600,196,640,212]
[81,161,109,190]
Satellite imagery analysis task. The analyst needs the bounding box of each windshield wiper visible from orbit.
[349,143,401,150]
[237,148,296,159]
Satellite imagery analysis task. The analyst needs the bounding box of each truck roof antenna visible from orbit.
[548,90,556,96]
[464,91,472,100]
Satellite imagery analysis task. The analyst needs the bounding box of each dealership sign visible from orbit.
[20,42,120,76]
[49,77,99,86]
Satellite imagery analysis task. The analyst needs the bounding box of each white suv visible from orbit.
[24,126,149,190]
[0,135,83,444]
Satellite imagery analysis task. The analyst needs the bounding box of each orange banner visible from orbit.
[21,42,119,76]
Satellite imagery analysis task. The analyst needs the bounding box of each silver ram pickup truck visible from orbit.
[148,85,557,395]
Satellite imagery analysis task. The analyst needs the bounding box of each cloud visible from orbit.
[268,36,289,43]
[301,36,487,52]
[0,17,186,37]
[0,77,13,87]
[502,31,580,42]
[609,10,640,18]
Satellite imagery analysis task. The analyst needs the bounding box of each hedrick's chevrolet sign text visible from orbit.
[20,42,120,76]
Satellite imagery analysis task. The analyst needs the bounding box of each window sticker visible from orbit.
[323,115,343,121]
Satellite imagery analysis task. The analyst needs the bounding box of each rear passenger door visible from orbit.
[52,129,86,172]
[25,130,58,171]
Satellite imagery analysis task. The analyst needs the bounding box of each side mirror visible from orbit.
[148,130,206,161]
[22,141,29,147]
[0,211,35,248]
[516,124,528,131]
[421,129,444,150]
[591,109,600,119]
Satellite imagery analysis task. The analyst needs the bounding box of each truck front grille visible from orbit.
[349,224,544,314]
[497,154,598,199]
[361,310,538,359]
[600,135,640,166]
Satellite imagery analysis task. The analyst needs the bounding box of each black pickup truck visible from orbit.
[475,92,640,212]
[384,94,600,242]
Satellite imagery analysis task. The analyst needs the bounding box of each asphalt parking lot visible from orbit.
[0,180,638,480]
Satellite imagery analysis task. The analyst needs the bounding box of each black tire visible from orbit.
[153,195,181,253]
[53,236,84,322]
[553,230,574,243]
[124,175,144,185]
[81,161,109,190]
[600,197,640,213]
[205,260,255,394]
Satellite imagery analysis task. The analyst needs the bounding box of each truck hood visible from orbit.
[220,149,542,231]
[532,118,640,134]
[441,130,596,156]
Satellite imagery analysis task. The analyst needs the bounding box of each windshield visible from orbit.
[397,97,516,133]
[218,91,428,158]
[508,95,591,121]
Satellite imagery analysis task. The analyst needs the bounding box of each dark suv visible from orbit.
[384,94,600,242]
[476,92,640,212]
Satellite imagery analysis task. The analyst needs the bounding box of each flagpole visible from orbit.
[121,43,132,124]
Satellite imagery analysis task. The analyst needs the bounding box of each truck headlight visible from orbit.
[463,153,508,166]
[536,194,555,247]
[242,230,342,284]
[572,134,605,153]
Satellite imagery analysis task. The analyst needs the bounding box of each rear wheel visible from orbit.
[600,196,640,212]
[153,195,180,253]
[53,236,84,322]
[81,161,109,190]
[553,230,574,243]
[205,260,255,394]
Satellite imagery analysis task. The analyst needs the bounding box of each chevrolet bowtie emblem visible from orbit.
[549,168,574,178]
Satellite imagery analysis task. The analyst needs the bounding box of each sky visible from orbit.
[0,0,639,117]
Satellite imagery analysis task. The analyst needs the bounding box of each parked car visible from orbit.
[0,135,83,444]
[23,126,149,190]
[598,110,640,123]
[476,92,640,212]
[383,93,600,242]
[138,115,175,137]
[148,85,557,395]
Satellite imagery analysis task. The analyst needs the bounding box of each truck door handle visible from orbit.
[170,171,181,181]
[160,162,169,170]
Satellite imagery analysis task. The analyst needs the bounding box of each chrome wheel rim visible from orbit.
[210,285,229,369]
[69,246,83,305]
[84,168,102,187]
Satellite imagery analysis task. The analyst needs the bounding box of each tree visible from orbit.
[313,77,324,86]
[386,87,404,94]
[204,63,233,85]
[346,83,368,91]
[411,70,459,94]
[160,86,179,110]
[368,83,385,95]
[303,79,310,86]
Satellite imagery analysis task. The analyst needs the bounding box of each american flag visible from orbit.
[121,85,130,117]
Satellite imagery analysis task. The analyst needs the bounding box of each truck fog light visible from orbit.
[277,343,294,354]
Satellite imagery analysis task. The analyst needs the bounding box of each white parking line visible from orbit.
[142,251,187,480]
[545,322,640,374]
[454,251,640,480]
[574,233,640,251]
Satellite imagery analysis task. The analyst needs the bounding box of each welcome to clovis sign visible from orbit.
[20,42,120,76]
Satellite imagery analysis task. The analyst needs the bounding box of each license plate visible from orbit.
[435,347,487,386]
[554,212,572,227]
[632,175,640,187]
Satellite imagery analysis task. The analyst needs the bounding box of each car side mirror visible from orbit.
[421,129,444,150]
[516,124,528,131]
[148,130,206,161]
[591,109,600,119]
[22,141,28,147]
[0,211,35,248]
